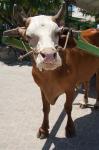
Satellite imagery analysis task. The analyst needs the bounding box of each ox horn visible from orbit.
[17,11,29,27]
[18,13,29,26]
[53,2,65,23]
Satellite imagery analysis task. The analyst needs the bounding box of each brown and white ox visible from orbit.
[4,2,99,139]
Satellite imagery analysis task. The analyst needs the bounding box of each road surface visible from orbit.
[0,61,99,150]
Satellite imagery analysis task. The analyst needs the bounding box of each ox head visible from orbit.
[3,2,65,71]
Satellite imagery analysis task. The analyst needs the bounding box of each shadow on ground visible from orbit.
[0,59,32,66]
[42,109,99,150]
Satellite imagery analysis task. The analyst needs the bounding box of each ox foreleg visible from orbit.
[80,81,89,109]
[37,91,50,139]
[64,89,75,138]
[94,71,99,109]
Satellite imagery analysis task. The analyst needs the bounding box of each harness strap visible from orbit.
[75,33,99,57]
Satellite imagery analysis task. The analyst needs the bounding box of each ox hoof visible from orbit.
[80,104,88,109]
[65,126,75,138]
[37,128,49,139]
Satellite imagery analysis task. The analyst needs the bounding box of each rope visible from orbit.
[64,30,70,49]
[18,39,39,61]
[18,50,33,61]
[18,39,33,61]
[21,39,29,52]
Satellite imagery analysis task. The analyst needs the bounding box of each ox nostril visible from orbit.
[53,53,57,59]
[40,53,46,58]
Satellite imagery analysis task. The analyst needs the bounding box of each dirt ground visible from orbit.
[0,61,99,150]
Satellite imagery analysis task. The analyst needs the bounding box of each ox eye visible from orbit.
[53,53,57,58]
[26,35,32,40]
[41,24,45,27]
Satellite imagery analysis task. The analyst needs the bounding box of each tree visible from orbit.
[0,0,62,26]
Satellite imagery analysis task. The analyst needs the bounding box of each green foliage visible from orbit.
[0,0,15,24]
[0,0,62,25]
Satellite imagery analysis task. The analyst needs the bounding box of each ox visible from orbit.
[3,2,99,139]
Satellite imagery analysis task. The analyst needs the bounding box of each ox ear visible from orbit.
[3,27,26,39]
[52,2,65,23]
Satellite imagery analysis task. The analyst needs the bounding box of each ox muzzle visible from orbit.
[35,48,62,71]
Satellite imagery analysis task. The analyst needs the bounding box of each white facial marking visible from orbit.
[26,15,59,50]
[26,15,62,71]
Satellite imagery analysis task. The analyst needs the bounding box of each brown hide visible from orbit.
[81,28,99,47]
[32,28,99,105]
[32,28,99,138]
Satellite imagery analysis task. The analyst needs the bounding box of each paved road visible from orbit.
[0,61,99,150]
